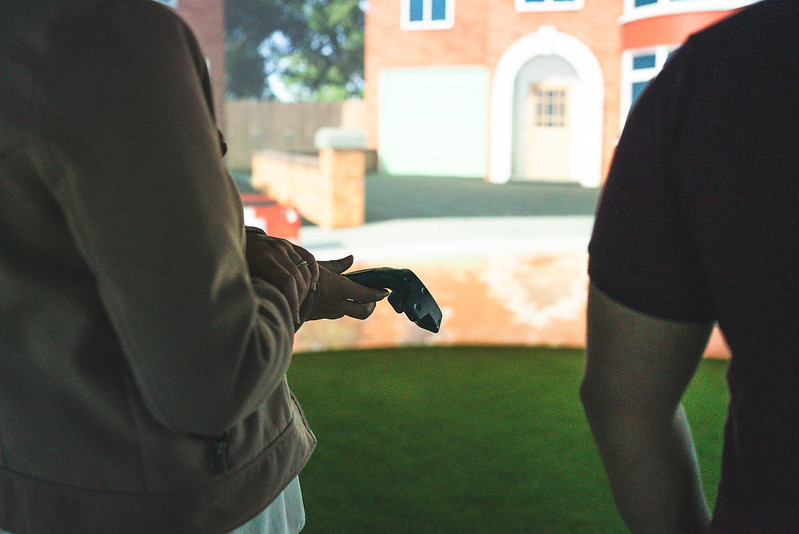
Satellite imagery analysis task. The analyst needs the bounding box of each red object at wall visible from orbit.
[240,194,302,243]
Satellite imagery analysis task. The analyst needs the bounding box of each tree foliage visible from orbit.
[225,0,364,101]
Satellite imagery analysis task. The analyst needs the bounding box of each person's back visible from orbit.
[586,0,799,530]
[671,7,799,527]
[0,2,315,532]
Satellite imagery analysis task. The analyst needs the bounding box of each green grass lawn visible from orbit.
[288,346,729,533]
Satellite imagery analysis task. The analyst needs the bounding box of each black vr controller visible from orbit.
[344,268,442,333]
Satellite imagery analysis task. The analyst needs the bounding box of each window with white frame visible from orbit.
[516,0,584,13]
[621,46,677,124]
[401,0,455,30]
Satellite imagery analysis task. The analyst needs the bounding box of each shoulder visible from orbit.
[40,0,208,103]
[683,0,799,66]
[46,0,203,64]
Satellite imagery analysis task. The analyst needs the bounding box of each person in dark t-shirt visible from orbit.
[581,1,799,531]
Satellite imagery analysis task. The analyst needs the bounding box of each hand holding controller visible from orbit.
[344,268,442,333]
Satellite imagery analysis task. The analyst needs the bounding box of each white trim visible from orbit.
[516,0,584,13]
[401,0,455,31]
[489,26,604,187]
[620,0,757,23]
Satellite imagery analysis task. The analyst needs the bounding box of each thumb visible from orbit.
[318,255,354,274]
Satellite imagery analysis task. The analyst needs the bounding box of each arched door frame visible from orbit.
[489,26,604,186]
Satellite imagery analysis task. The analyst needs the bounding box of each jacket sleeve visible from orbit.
[38,1,296,436]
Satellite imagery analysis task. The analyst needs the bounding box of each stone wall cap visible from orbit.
[314,128,367,150]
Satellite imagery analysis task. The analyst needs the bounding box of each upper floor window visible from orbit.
[621,46,677,125]
[402,0,455,30]
[516,0,584,12]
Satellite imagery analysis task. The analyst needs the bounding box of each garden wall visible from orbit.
[225,99,368,170]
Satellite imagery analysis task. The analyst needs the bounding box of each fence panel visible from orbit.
[224,100,367,170]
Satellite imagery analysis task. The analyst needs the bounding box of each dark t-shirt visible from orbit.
[588,1,799,531]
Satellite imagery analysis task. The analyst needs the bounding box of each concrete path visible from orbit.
[301,174,600,260]
[362,174,600,221]
[301,216,595,262]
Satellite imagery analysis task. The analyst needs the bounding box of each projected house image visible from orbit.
[364,0,756,186]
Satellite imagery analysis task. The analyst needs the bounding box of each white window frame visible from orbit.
[621,0,756,23]
[516,0,584,12]
[401,0,455,31]
[620,46,676,128]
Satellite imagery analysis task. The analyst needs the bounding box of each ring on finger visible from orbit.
[294,259,309,268]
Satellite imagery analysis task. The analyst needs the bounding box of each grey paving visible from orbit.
[310,174,599,259]
[364,174,600,221]
[233,170,600,258]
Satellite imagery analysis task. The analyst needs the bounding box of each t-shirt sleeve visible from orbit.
[588,45,714,323]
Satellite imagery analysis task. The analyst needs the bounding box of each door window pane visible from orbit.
[535,89,567,128]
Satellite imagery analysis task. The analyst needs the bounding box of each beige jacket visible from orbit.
[0,1,314,532]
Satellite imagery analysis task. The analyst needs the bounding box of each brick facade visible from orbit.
[365,0,748,184]
[171,0,226,128]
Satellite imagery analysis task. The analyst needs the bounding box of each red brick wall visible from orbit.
[365,0,623,180]
[174,0,227,128]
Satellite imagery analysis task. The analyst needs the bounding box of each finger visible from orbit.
[255,253,308,302]
[245,235,307,321]
[287,261,311,313]
[341,300,377,320]
[249,234,299,273]
[280,250,312,303]
[343,280,390,303]
[269,264,302,324]
[262,241,307,319]
[292,245,319,290]
[317,255,354,275]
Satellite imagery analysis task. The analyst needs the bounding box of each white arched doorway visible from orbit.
[489,26,604,187]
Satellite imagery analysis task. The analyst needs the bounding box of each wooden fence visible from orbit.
[224,99,368,170]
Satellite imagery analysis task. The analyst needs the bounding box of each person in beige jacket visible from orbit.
[0,1,386,532]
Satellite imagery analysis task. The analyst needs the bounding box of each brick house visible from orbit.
[364,0,756,186]
[156,0,226,126]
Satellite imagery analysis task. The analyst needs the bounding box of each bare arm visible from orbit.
[580,283,714,533]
